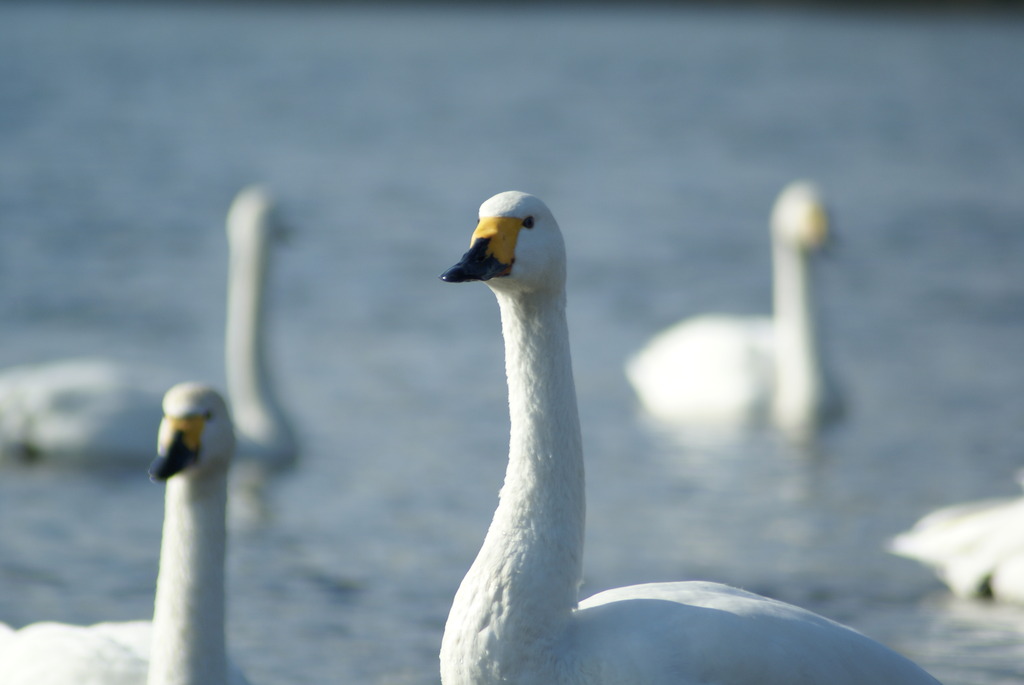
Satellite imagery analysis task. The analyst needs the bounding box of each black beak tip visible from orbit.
[439,265,478,283]
[148,457,173,482]
[148,435,197,482]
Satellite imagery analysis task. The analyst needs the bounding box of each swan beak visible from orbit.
[440,216,523,282]
[804,205,830,251]
[149,415,205,481]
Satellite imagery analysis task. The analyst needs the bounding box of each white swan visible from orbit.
[223,187,297,470]
[0,186,296,470]
[438,191,939,685]
[0,382,250,685]
[626,181,839,438]
[889,474,1024,601]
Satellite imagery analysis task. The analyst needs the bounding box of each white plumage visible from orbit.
[0,186,296,471]
[626,181,839,439]
[0,620,151,685]
[438,191,939,685]
[889,475,1024,602]
[0,383,249,685]
[0,359,167,465]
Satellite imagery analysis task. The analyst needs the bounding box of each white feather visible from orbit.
[889,480,1024,601]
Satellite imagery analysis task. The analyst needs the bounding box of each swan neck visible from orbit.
[494,288,586,615]
[225,227,292,461]
[148,475,229,685]
[442,287,585,682]
[771,239,823,431]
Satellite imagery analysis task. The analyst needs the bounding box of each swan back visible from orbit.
[626,315,775,425]
[0,359,164,464]
[889,495,1024,599]
[0,621,151,685]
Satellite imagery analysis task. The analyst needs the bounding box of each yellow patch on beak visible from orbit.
[162,415,206,453]
[804,205,829,249]
[470,216,525,267]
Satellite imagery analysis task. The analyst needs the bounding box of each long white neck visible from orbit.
[148,474,229,685]
[225,226,293,464]
[770,238,823,435]
[441,286,585,684]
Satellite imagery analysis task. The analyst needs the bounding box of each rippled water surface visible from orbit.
[1,4,1024,684]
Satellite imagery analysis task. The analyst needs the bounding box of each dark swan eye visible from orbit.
[522,216,535,229]
[204,410,213,420]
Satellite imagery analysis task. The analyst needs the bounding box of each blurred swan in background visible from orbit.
[438,190,939,685]
[626,181,840,440]
[889,471,1024,602]
[223,186,297,472]
[0,383,250,685]
[0,186,297,473]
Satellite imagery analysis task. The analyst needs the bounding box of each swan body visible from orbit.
[0,383,250,685]
[438,191,939,685]
[0,186,296,470]
[0,620,151,685]
[627,315,775,426]
[0,359,166,464]
[889,480,1024,601]
[626,181,838,437]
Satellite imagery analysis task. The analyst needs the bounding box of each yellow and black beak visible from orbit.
[440,216,525,283]
[149,414,205,481]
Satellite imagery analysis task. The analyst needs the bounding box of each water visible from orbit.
[1,3,1024,683]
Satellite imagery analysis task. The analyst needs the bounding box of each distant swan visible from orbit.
[0,186,296,470]
[438,191,939,685]
[626,181,839,438]
[0,382,250,684]
[889,473,1024,602]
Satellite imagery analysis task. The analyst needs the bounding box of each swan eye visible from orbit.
[522,216,535,229]
[204,410,213,420]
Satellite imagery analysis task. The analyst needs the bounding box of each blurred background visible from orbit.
[1,2,1023,684]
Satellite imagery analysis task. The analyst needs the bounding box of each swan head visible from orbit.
[439,191,566,294]
[226,185,289,247]
[149,383,236,482]
[770,181,829,252]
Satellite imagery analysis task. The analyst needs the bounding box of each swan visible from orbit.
[625,181,839,438]
[0,382,250,685]
[438,191,940,685]
[223,186,297,470]
[0,186,296,470]
[888,474,1024,601]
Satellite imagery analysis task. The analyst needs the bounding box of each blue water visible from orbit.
[2,3,1024,684]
